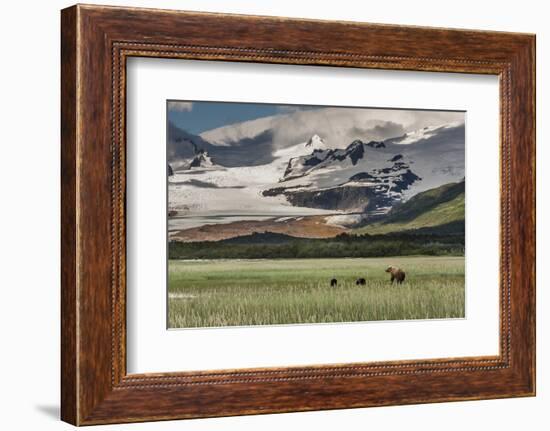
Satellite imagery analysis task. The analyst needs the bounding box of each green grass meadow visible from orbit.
[168,256,465,328]
[353,194,465,235]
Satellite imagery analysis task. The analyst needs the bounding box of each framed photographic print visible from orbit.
[164,101,466,330]
[61,4,535,425]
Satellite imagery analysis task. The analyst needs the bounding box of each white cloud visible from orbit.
[200,107,464,151]
[168,101,193,112]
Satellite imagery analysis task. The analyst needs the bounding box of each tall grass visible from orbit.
[168,257,465,328]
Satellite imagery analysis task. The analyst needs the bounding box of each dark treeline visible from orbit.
[169,231,465,260]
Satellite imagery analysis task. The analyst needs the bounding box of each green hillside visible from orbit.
[354,181,465,235]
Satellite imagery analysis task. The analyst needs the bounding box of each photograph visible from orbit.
[167,101,466,329]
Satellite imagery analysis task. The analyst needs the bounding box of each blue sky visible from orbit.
[167,100,316,135]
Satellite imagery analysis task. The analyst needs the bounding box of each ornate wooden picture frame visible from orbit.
[61,4,535,425]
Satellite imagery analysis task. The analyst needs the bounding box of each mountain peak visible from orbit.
[191,150,214,168]
[305,134,326,150]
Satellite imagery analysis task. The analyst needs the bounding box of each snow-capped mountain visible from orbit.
[186,149,216,169]
[281,139,388,182]
[171,134,219,170]
[279,125,463,183]
[263,137,423,214]
[386,122,462,145]
[168,120,464,223]
[271,134,326,162]
[305,134,327,151]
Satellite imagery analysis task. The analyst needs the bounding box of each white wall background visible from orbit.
[0,0,546,429]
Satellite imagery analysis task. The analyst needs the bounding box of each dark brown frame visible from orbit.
[61,4,536,426]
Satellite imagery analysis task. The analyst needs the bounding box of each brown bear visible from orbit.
[385,266,406,284]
